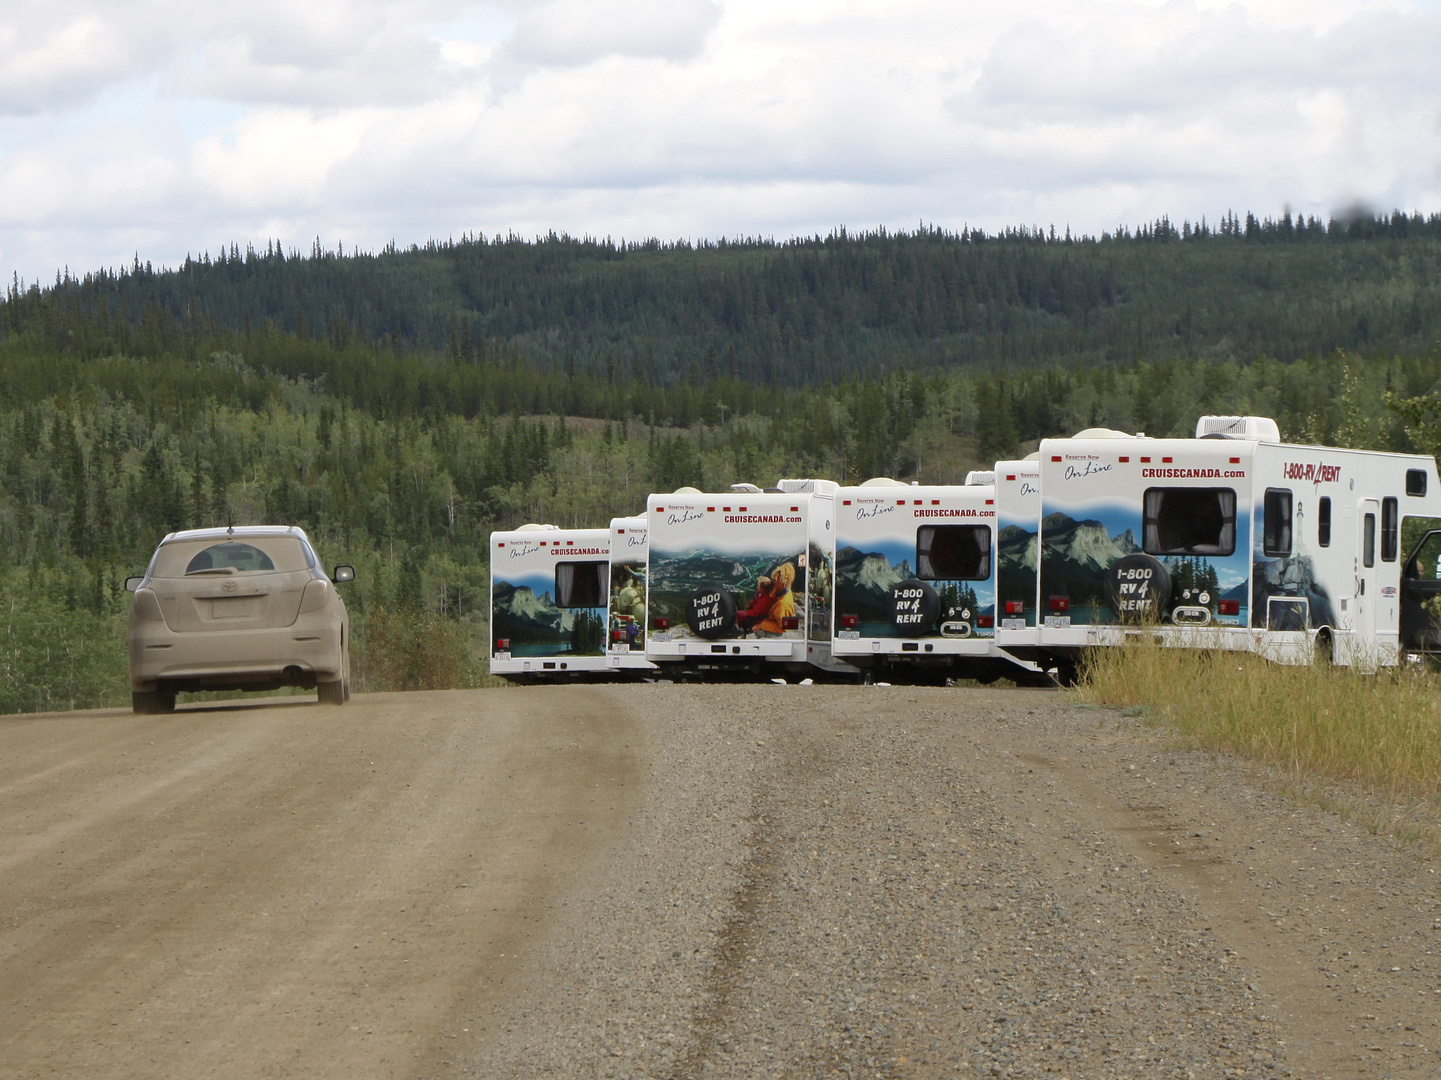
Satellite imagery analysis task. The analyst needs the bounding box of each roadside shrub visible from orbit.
[0,598,128,714]
[351,607,490,692]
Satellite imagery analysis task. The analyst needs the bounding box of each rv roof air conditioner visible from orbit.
[776,478,839,495]
[515,523,560,531]
[1071,427,1136,440]
[730,483,763,493]
[965,470,995,486]
[1195,415,1281,442]
[859,477,906,487]
[672,486,703,494]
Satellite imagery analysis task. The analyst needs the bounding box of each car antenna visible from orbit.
[227,514,234,538]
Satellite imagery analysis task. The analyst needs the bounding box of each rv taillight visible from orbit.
[781,616,800,630]
[977,615,994,629]
[653,617,670,630]
[1048,596,1070,613]
[1005,601,1024,615]
[612,630,627,642]
[495,638,510,650]
[840,614,859,629]
[1218,600,1240,616]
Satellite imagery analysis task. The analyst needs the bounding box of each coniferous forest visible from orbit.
[5,211,1441,712]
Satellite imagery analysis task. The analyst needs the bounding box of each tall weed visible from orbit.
[1080,645,1441,800]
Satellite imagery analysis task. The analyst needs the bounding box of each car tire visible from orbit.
[132,690,176,715]
[317,679,347,706]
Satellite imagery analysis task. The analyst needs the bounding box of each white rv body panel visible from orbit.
[489,526,611,678]
[645,484,858,675]
[606,516,659,673]
[994,459,1042,659]
[1031,425,1441,668]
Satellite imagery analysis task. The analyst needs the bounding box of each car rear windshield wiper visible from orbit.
[186,567,239,575]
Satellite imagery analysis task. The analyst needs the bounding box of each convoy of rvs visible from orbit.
[489,416,1441,683]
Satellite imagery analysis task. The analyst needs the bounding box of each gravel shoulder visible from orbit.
[3,685,1438,1080]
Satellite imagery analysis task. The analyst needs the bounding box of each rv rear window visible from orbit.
[917,525,991,581]
[1263,488,1293,558]
[1143,488,1236,556]
[555,560,607,608]
[1382,497,1398,562]
[1407,469,1428,497]
[1318,497,1331,547]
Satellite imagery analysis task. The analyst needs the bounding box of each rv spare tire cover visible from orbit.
[890,578,941,634]
[685,586,736,639]
[1104,554,1172,621]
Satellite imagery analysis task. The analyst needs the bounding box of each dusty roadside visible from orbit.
[2,685,1436,1080]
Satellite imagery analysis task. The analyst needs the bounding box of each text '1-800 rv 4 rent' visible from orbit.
[832,476,1040,683]
[645,480,858,679]
[490,524,616,681]
[1005,415,1441,676]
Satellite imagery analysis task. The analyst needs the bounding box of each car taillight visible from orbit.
[1048,596,1069,612]
[1005,600,1024,615]
[978,615,994,628]
[653,617,670,630]
[1218,599,1240,616]
[781,616,799,630]
[495,638,510,650]
[840,614,859,629]
[132,588,165,621]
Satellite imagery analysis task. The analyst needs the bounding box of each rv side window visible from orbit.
[1318,497,1331,547]
[1407,469,1428,497]
[555,561,607,607]
[917,525,991,581]
[1142,488,1236,556]
[1363,514,1376,568]
[1381,497,1398,561]
[1263,488,1293,558]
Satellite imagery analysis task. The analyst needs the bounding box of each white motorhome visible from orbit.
[832,477,1025,682]
[489,525,612,680]
[645,480,857,678]
[606,516,658,676]
[1006,416,1441,675]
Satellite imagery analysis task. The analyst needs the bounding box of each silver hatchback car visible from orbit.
[126,526,354,713]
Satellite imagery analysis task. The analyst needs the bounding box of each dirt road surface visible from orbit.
[2,685,1438,1079]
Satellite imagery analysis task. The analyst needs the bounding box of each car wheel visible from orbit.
[132,690,176,714]
[317,679,347,706]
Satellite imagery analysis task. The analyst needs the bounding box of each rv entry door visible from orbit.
[1356,498,1379,654]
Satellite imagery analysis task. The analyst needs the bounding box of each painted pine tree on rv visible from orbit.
[4,211,1441,711]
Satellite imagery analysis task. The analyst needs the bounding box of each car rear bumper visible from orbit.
[128,619,345,691]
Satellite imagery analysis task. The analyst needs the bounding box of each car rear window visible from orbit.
[151,537,310,577]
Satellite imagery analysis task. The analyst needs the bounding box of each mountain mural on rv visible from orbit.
[835,545,990,638]
[1039,512,1141,611]
[492,580,605,656]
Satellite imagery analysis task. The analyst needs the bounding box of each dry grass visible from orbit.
[1078,644,1441,842]
[353,607,495,692]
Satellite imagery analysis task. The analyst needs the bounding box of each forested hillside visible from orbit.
[9,211,1441,387]
[4,210,1441,712]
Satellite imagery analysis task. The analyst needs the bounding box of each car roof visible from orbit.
[159,526,311,545]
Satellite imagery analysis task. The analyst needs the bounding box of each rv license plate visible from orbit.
[1044,615,1072,628]
[1001,618,1026,631]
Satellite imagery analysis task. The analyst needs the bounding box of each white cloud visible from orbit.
[1,0,1439,281]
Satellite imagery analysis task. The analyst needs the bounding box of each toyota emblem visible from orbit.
[222,580,239,593]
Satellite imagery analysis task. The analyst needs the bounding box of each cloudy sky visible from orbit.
[2,0,1439,282]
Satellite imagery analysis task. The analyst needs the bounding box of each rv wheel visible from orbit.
[685,586,737,639]
[1313,628,1334,667]
[889,579,941,634]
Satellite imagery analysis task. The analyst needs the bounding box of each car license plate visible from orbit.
[211,598,254,619]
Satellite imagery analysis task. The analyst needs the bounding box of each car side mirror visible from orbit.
[125,576,144,593]
[332,565,356,583]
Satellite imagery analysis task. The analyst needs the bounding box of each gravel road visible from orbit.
[3,684,1438,1080]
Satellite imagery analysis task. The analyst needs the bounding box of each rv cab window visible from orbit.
[555,561,608,608]
[1142,488,1236,556]
[1318,497,1331,547]
[1407,469,1428,497]
[917,525,991,581]
[1382,497,1398,562]
[1263,489,1293,558]
[1363,515,1376,568]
